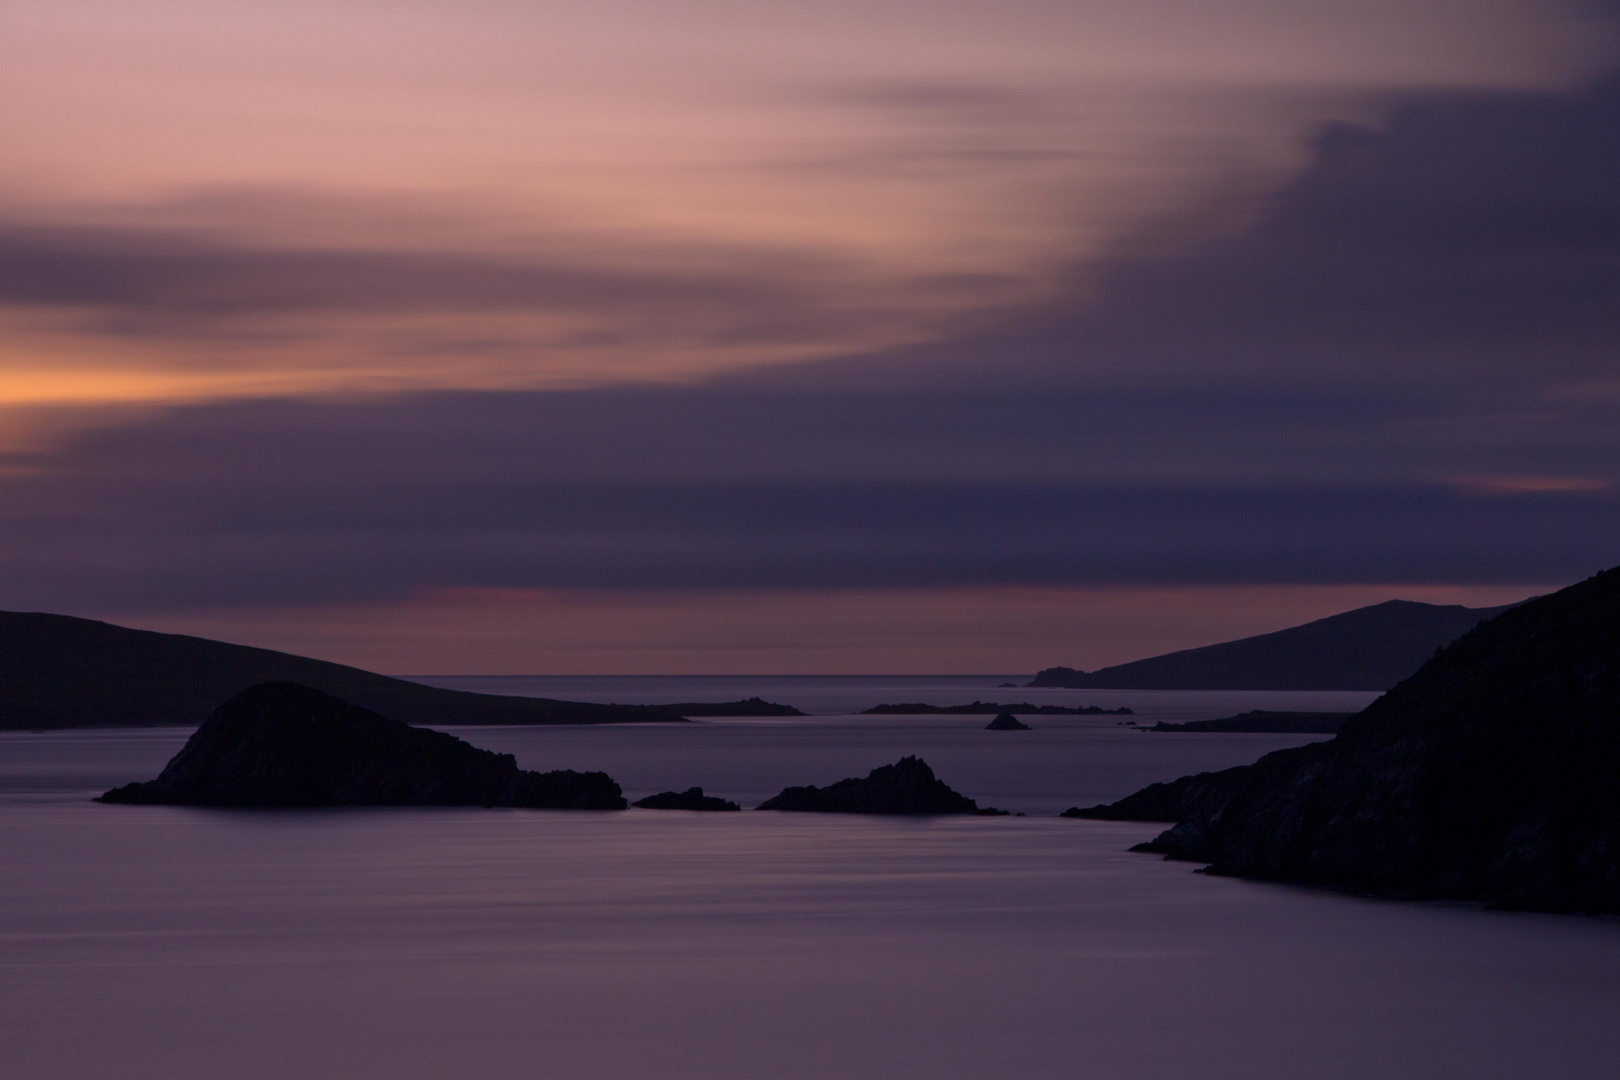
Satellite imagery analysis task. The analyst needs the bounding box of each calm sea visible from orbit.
[4,679,1617,1079]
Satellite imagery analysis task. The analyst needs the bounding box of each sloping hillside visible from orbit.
[1030,599,1514,690]
[0,611,679,729]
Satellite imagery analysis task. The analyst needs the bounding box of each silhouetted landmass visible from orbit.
[1146,711,1354,734]
[633,787,741,811]
[985,713,1031,730]
[862,701,1131,715]
[98,683,627,809]
[662,697,804,716]
[1065,568,1620,913]
[758,756,1005,815]
[0,610,690,729]
[1028,599,1515,690]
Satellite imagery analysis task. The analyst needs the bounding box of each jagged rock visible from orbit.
[633,787,740,811]
[1067,568,1620,913]
[985,713,1031,730]
[757,756,1004,815]
[98,682,626,809]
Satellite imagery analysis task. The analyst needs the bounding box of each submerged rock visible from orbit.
[1067,567,1620,913]
[757,755,1004,815]
[985,713,1031,730]
[98,682,627,809]
[633,787,740,811]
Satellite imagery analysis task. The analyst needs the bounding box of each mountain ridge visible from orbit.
[1030,599,1518,691]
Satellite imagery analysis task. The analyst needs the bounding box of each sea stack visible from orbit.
[99,682,627,809]
[758,755,1003,814]
[1067,567,1620,913]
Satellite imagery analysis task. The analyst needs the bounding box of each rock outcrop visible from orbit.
[758,756,1004,815]
[633,787,740,811]
[1066,568,1620,912]
[98,682,627,809]
[985,713,1031,730]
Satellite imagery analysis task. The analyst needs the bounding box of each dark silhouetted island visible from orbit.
[99,682,627,809]
[661,698,804,717]
[1065,567,1620,913]
[1028,599,1515,691]
[633,787,741,811]
[862,701,1131,715]
[0,610,794,729]
[1145,711,1354,734]
[758,756,1005,815]
[985,713,1031,730]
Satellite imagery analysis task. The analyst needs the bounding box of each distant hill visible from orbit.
[0,611,684,730]
[1029,600,1518,691]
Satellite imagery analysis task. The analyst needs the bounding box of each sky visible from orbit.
[1,0,1617,673]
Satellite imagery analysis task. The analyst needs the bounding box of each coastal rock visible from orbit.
[758,756,1003,815]
[985,713,1031,730]
[633,787,741,811]
[98,682,627,809]
[1067,567,1620,913]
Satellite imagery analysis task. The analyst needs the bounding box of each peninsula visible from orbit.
[1065,568,1620,913]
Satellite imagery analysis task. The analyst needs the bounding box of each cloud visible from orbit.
[739,72,1620,391]
[0,388,1612,611]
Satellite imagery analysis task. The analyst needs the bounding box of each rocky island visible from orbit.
[1065,568,1620,913]
[99,682,627,809]
[633,787,741,811]
[758,756,1005,815]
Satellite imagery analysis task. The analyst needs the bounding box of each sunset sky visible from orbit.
[2,0,1617,672]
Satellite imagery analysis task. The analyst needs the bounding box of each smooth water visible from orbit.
[4,684,1618,1080]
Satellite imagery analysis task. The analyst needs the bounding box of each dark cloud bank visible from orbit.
[4,74,1619,612]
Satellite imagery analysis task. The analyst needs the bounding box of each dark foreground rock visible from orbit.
[758,756,1005,815]
[98,682,627,809]
[1067,568,1620,913]
[1146,710,1353,734]
[985,712,1031,730]
[633,787,741,811]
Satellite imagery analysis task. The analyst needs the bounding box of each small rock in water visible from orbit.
[985,712,1031,731]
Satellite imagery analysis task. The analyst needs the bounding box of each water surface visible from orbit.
[4,687,1616,1080]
